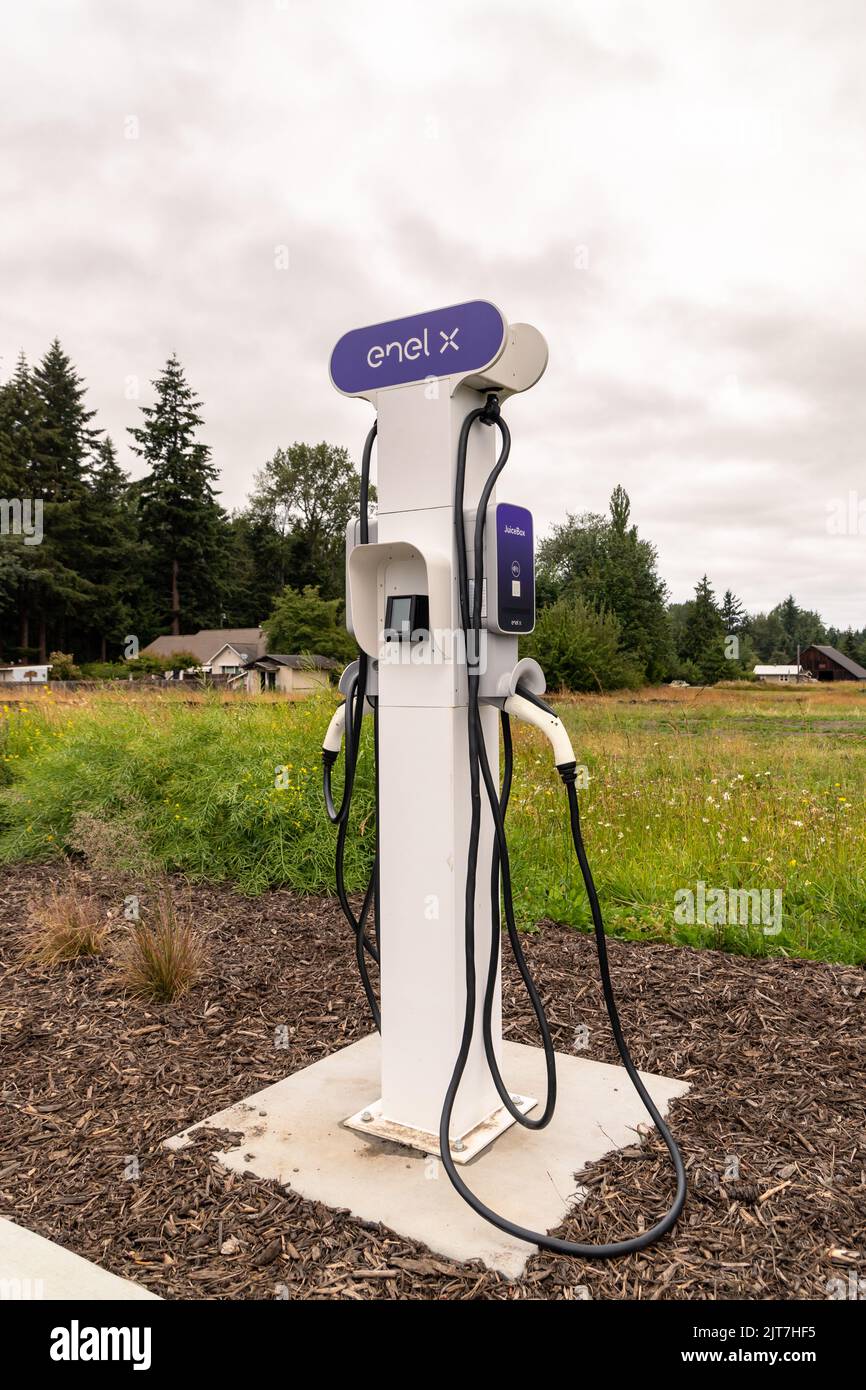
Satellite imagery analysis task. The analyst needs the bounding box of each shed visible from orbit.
[239,654,338,695]
[0,663,52,685]
[753,664,803,683]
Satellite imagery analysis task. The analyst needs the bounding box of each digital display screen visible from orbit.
[389,597,412,634]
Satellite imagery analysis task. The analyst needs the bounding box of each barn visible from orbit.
[799,644,866,682]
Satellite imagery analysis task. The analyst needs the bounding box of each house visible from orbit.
[0,662,52,684]
[239,653,338,694]
[140,628,267,674]
[753,664,805,683]
[799,644,866,682]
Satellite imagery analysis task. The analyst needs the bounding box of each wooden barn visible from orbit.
[799,644,866,682]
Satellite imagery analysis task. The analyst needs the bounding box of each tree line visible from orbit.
[1,342,861,686]
[0,343,362,667]
[528,491,864,690]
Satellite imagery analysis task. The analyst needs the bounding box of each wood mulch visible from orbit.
[1,863,864,1300]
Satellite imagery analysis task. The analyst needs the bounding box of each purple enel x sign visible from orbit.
[329,301,506,395]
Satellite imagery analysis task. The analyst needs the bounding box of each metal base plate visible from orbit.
[343,1093,537,1164]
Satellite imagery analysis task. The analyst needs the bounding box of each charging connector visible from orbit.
[502,691,575,769]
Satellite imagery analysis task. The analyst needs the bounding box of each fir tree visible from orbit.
[128,354,226,635]
[82,437,140,660]
[841,629,860,662]
[0,356,43,654]
[31,339,101,497]
[31,341,102,656]
[720,589,747,634]
[0,353,41,498]
[683,576,727,683]
[1,344,98,658]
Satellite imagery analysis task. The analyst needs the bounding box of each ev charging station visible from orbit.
[330,301,549,1155]
[168,302,689,1273]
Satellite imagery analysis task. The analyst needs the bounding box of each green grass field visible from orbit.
[1,682,864,963]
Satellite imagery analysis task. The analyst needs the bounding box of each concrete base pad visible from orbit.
[0,1218,160,1300]
[165,1034,689,1278]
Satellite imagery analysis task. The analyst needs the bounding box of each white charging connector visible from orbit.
[322,702,348,755]
[322,695,374,755]
[502,692,575,769]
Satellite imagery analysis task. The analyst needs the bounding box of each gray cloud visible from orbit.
[1,0,864,627]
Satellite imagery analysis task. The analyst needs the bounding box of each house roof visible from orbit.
[754,665,800,676]
[803,644,866,679]
[241,653,339,671]
[142,629,267,664]
[208,642,259,664]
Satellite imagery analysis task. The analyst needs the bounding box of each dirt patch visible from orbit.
[1,864,864,1300]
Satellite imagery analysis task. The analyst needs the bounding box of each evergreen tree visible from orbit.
[0,356,43,656]
[841,628,860,662]
[770,594,825,655]
[535,486,672,681]
[222,509,285,627]
[128,354,227,635]
[31,339,100,495]
[667,600,694,665]
[721,589,747,634]
[4,343,98,659]
[682,576,727,683]
[748,609,789,662]
[0,353,39,497]
[82,437,141,660]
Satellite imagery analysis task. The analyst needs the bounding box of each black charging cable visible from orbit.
[440,397,687,1257]
[321,420,381,1030]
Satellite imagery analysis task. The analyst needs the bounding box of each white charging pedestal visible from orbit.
[337,307,548,1157]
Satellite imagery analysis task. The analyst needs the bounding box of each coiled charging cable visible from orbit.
[440,395,687,1257]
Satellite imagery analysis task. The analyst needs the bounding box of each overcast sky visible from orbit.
[2,0,864,626]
